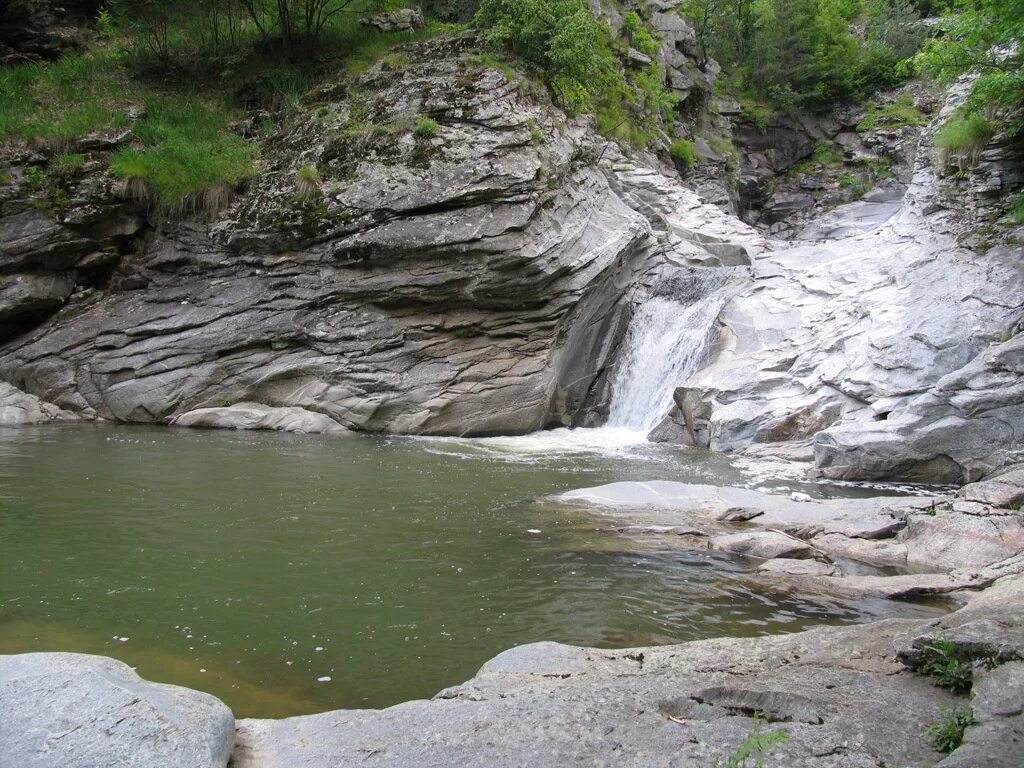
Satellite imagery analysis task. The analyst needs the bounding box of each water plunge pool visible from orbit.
[0,425,945,717]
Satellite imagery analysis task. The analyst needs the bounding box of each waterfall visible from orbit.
[604,278,724,434]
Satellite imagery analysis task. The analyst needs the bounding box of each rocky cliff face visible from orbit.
[0,35,755,436]
[683,77,1024,483]
[0,28,1020,483]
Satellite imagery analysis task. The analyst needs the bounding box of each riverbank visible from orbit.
[3,465,1022,767]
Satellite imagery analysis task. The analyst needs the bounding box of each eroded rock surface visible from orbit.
[230,569,1024,768]
[0,652,234,768]
[0,36,756,437]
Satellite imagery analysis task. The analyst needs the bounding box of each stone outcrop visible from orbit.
[0,380,77,425]
[814,334,1024,483]
[0,652,235,768]
[228,566,1023,767]
[555,479,1024,577]
[0,35,759,438]
[680,110,1023,479]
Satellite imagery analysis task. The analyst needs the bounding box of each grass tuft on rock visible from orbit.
[935,112,995,170]
[414,117,440,139]
[669,139,696,171]
[109,98,254,215]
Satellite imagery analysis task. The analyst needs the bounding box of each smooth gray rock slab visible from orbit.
[959,464,1024,508]
[0,652,234,768]
[711,530,814,560]
[171,403,348,435]
[0,381,77,425]
[555,480,923,528]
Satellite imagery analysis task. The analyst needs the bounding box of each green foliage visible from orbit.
[794,140,845,171]
[926,706,975,753]
[681,0,928,110]
[24,166,46,190]
[1009,195,1024,225]
[857,93,928,131]
[922,632,973,693]
[935,112,995,169]
[414,116,440,138]
[915,0,1024,136]
[109,98,254,214]
[623,11,661,57]
[475,0,677,147]
[669,139,697,170]
[527,118,545,145]
[713,717,789,768]
[0,52,131,145]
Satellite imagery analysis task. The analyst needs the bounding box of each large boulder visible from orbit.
[814,334,1024,483]
[0,652,234,768]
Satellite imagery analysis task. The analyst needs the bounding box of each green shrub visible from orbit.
[935,112,995,170]
[414,117,440,138]
[475,0,677,147]
[623,11,660,57]
[926,707,975,753]
[109,97,254,215]
[24,166,46,190]
[857,94,928,132]
[669,139,696,170]
[922,633,973,693]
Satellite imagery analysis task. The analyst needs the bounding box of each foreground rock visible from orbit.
[0,652,234,768]
[231,569,1024,767]
[0,381,77,425]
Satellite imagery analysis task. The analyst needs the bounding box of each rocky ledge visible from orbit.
[3,556,1021,767]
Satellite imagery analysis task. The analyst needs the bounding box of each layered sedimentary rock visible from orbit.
[0,35,758,437]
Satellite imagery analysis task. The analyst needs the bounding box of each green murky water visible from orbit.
[0,425,943,717]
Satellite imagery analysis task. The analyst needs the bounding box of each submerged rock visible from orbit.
[0,652,234,768]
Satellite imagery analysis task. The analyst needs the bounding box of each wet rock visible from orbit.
[711,531,814,560]
[757,558,838,577]
[171,403,348,434]
[0,652,234,768]
[0,381,77,425]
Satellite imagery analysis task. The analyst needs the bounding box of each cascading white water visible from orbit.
[604,290,723,434]
[422,275,725,458]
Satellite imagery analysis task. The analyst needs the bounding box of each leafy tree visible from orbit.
[915,0,1024,135]
[475,0,617,112]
